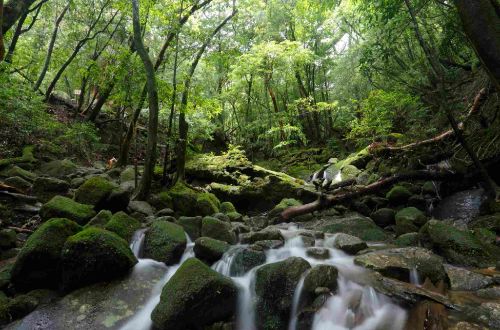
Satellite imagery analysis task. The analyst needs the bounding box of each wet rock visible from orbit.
[444,265,494,291]
[316,213,389,242]
[226,211,243,222]
[407,195,427,211]
[351,200,372,217]
[128,201,155,216]
[244,216,268,230]
[0,229,16,250]
[201,217,237,244]
[196,193,221,216]
[394,232,419,247]
[61,227,137,290]
[240,228,283,244]
[32,177,70,203]
[151,258,238,330]
[386,185,412,205]
[176,216,202,240]
[74,177,118,209]
[11,218,81,291]
[194,237,230,264]
[143,220,186,265]
[251,240,284,251]
[213,212,230,222]
[4,176,32,191]
[228,247,266,276]
[40,196,96,225]
[156,208,175,217]
[84,210,112,229]
[327,233,367,254]
[470,213,500,233]
[231,222,251,235]
[105,188,131,213]
[396,207,427,227]
[306,247,330,260]
[255,257,311,330]
[0,166,37,182]
[104,211,140,241]
[395,217,419,236]
[166,182,199,216]
[354,247,447,284]
[370,208,396,227]
[303,265,338,299]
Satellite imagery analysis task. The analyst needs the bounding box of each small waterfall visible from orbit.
[233,270,258,330]
[410,267,421,287]
[288,273,307,330]
[333,171,342,183]
[130,228,147,258]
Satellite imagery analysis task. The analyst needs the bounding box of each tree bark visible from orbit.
[453,0,500,90]
[86,82,115,122]
[131,0,159,200]
[0,0,5,62]
[1,0,36,34]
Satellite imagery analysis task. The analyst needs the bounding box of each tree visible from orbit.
[0,0,5,61]
[1,0,37,33]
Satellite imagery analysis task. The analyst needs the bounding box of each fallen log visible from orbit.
[281,170,459,221]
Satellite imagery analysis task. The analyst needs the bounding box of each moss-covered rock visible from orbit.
[226,211,243,222]
[226,247,266,276]
[176,216,202,240]
[396,207,427,227]
[0,166,36,182]
[0,146,36,169]
[340,164,361,180]
[320,214,389,242]
[168,182,200,216]
[194,237,230,264]
[74,176,118,209]
[201,217,237,244]
[4,176,32,191]
[32,176,70,202]
[328,233,367,254]
[386,185,412,205]
[196,193,220,216]
[40,196,96,225]
[269,198,302,217]
[395,218,419,236]
[151,258,238,330]
[104,211,141,241]
[420,220,500,267]
[240,228,284,244]
[303,265,338,299]
[0,293,39,326]
[0,229,16,250]
[39,159,78,178]
[370,208,396,227]
[255,257,311,330]
[84,210,112,229]
[150,192,174,210]
[395,232,419,247]
[220,201,237,214]
[61,227,137,290]
[470,213,500,233]
[11,218,82,291]
[143,220,187,265]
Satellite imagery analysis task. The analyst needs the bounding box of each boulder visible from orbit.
[0,166,36,182]
[444,265,494,291]
[0,229,16,250]
[84,210,112,229]
[11,218,82,291]
[201,217,237,244]
[39,159,78,178]
[420,220,500,267]
[176,216,202,240]
[149,192,173,211]
[240,228,283,244]
[306,248,330,260]
[220,202,237,214]
[395,217,419,236]
[470,213,500,233]
[104,211,141,241]
[303,265,338,299]
[213,212,231,222]
[327,233,367,254]
[319,213,389,241]
[196,193,220,216]
[61,227,137,290]
[395,207,427,227]
[143,220,187,265]
[151,258,238,330]
[370,208,396,227]
[255,257,311,330]
[227,211,243,222]
[74,176,118,209]
[156,208,175,217]
[167,182,199,216]
[225,247,266,276]
[105,188,131,213]
[128,200,155,216]
[386,185,412,205]
[194,237,230,264]
[251,240,284,251]
[120,167,136,182]
[4,176,32,191]
[354,247,447,284]
[40,196,96,225]
[395,232,419,247]
[269,198,302,218]
[32,177,70,203]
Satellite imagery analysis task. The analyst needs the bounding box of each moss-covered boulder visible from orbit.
[0,146,36,169]
[104,211,140,241]
[240,228,284,244]
[227,247,266,276]
[226,211,243,222]
[370,208,396,227]
[0,166,36,182]
[196,193,220,216]
[84,210,112,229]
[0,229,16,250]
[11,218,82,291]
[395,232,419,247]
[0,293,39,326]
[150,192,174,210]
[4,176,32,191]
[32,176,70,202]
[269,198,302,218]
[220,201,237,214]
[396,207,427,227]
[328,233,367,254]
[39,159,78,178]
[386,185,412,205]
[168,182,200,216]
[61,227,137,290]
[176,216,202,240]
[470,213,500,233]
[151,258,238,330]
[40,196,96,225]
[143,220,187,265]
[74,176,118,209]
[201,217,237,244]
[255,257,311,330]
[302,265,338,299]
[194,237,230,264]
[420,220,500,267]
[320,213,389,241]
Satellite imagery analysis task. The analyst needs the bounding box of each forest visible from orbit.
[0,0,499,329]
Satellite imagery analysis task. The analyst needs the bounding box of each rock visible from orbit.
[240,228,283,244]
[128,201,155,216]
[370,208,396,227]
[213,212,230,222]
[226,211,243,222]
[0,294,39,325]
[11,218,82,291]
[151,258,238,330]
[396,207,427,227]
[119,167,136,182]
[326,233,367,254]
[422,181,436,195]
[105,188,131,213]
[420,220,500,267]
[226,247,266,276]
[40,196,96,225]
[220,202,237,214]
[4,176,32,191]
[255,257,311,330]
[341,164,361,180]
[386,185,412,205]
[196,193,221,216]
[61,227,137,290]
[32,177,70,203]
[407,195,427,211]
[143,220,187,265]
[167,182,200,216]
[354,247,447,284]
[156,208,175,217]
[269,198,302,217]
[39,159,78,178]
[245,216,269,230]
[444,265,494,291]
[149,192,173,211]
[306,247,330,260]
[176,216,202,240]
[0,229,16,250]
[251,240,284,251]
[351,200,371,217]
[318,213,389,241]
[395,232,419,247]
[84,210,112,229]
[0,166,36,182]
[470,213,500,233]
[395,217,419,236]
[104,211,141,241]
[70,177,85,189]
[194,237,230,264]
[232,222,251,235]
[201,217,237,244]
[74,177,118,209]
[303,265,338,299]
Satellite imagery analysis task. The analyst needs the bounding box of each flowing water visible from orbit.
[121,225,407,330]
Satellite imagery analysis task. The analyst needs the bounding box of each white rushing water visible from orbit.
[121,225,407,330]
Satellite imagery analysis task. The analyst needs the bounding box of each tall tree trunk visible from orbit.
[86,82,115,122]
[453,0,500,91]
[131,0,159,200]
[2,0,36,33]
[33,2,70,91]
[0,0,5,62]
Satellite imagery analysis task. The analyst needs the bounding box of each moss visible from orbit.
[395,207,427,227]
[473,228,496,245]
[61,227,137,290]
[143,220,187,265]
[321,215,389,242]
[0,264,13,291]
[39,159,78,178]
[395,232,419,247]
[84,210,113,229]
[74,176,117,208]
[395,218,419,236]
[0,166,36,182]
[11,218,82,291]
[176,216,202,240]
[0,146,36,169]
[0,229,16,249]
[104,211,141,241]
[194,237,230,264]
[40,196,96,225]
[269,198,302,217]
[156,192,174,210]
[220,201,237,214]
[226,211,243,222]
[386,185,412,205]
[196,193,220,216]
[151,257,237,330]
[201,217,236,244]
[335,147,372,170]
[168,182,200,216]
